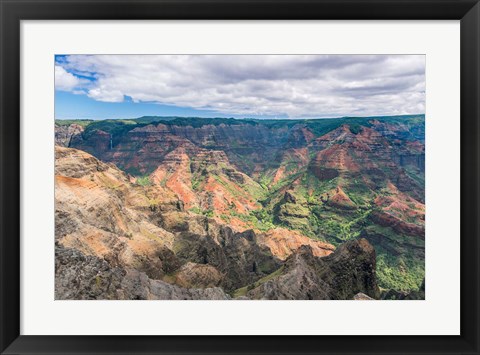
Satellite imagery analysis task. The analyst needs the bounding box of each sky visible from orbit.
[55,55,425,120]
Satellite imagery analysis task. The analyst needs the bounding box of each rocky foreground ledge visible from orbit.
[55,237,379,300]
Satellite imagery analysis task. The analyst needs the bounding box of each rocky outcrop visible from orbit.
[55,244,229,300]
[257,228,334,261]
[370,210,425,239]
[353,292,374,300]
[55,123,84,147]
[171,262,224,288]
[318,238,380,300]
[245,246,332,300]
[55,146,179,280]
[245,239,380,300]
[171,228,282,291]
[55,145,113,178]
[308,166,339,181]
[325,187,357,210]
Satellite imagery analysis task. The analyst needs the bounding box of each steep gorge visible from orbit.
[55,114,425,298]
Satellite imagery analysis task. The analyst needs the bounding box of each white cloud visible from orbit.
[56,55,425,117]
[55,65,82,92]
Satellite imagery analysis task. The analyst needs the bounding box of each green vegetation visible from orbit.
[204,210,214,217]
[189,206,202,214]
[82,119,140,144]
[191,178,201,190]
[136,175,152,186]
[189,206,214,217]
[253,164,424,292]
[55,119,93,128]
[376,248,425,291]
[229,210,276,232]
[258,174,272,190]
[311,205,372,244]
[348,123,363,135]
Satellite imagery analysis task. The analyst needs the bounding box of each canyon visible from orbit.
[55,114,425,300]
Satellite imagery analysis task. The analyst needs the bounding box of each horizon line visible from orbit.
[55,113,426,121]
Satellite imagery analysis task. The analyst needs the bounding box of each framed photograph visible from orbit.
[1,0,479,354]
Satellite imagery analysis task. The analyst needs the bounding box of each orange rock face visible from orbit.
[372,181,425,238]
[149,146,264,223]
[327,186,357,210]
[258,228,335,261]
[150,148,198,209]
[55,146,177,280]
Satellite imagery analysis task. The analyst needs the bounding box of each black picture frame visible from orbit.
[1,0,479,354]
